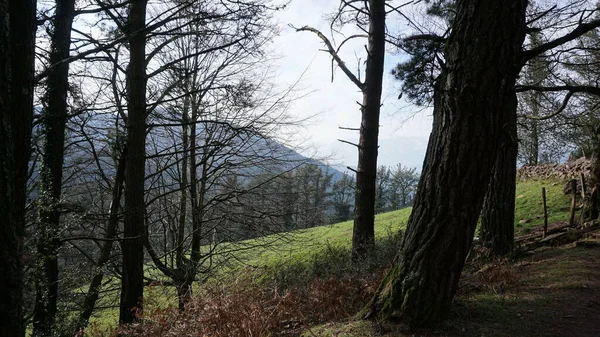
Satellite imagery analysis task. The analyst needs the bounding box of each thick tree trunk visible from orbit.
[77,149,126,333]
[120,0,148,324]
[0,1,36,336]
[480,109,518,256]
[362,0,527,327]
[351,0,386,259]
[33,1,75,335]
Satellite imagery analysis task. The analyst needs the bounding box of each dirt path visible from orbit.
[309,235,600,337]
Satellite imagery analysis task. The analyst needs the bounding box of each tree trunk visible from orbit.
[120,0,148,324]
[525,31,545,166]
[77,148,126,333]
[585,126,600,221]
[176,95,189,269]
[361,0,527,327]
[33,1,75,335]
[351,0,386,259]
[190,99,202,264]
[530,118,539,165]
[176,280,193,311]
[480,108,518,256]
[0,0,36,336]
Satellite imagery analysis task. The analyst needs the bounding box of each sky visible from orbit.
[269,0,433,173]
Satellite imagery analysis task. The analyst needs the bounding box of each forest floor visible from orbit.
[305,223,600,337]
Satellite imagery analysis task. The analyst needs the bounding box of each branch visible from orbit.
[336,34,368,55]
[521,18,600,64]
[402,34,446,44]
[290,24,364,90]
[35,0,197,83]
[338,139,359,147]
[525,5,557,26]
[515,85,600,96]
[518,91,574,120]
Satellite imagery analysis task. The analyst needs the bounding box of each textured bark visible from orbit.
[480,108,518,256]
[362,0,527,327]
[33,1,75,335]
[0,0,36,336]
[351,0,386,259]
[585,126,600,221]
[77,149,126,333]
[120,0,148,324]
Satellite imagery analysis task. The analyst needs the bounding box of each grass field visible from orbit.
[83,178,575,335]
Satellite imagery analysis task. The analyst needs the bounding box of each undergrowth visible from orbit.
[86,179,576,336]
[114,231,403,337]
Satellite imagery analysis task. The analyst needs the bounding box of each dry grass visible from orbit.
[115,273,380,337]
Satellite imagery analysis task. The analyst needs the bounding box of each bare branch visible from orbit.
[515,85,600,96]
[402,34,446,44]
[521,18,600,64]
[338,139,359,147]
[290,24,364,90]
[518,91,574,120]
[526,5,557,26]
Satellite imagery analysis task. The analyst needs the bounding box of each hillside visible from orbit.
[86,178,596,336]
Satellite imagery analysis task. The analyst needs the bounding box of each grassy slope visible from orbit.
[85,179,572,334]
[240,178,570,269]
[241,178,571,271]
[514,179,571,233]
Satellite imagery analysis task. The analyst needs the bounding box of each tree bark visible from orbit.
[120,0,148,324]
[33,1,75,335]
[480,108,518,256]
[585,126,600,221]
[0,0,36,336]
[190,98,203,264]
[361,0,527,327]
[351,0,386,259]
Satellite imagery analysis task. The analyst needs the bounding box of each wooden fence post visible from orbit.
[580,172,587,199]
[568,179,577,227]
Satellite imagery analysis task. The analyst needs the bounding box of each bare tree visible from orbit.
[119,0,148,324]
[293,0,387,259]
[33,1,76,336]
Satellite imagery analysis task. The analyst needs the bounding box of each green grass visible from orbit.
[514,179,571,234]
[83,179,574,335]
[236,208,412,268]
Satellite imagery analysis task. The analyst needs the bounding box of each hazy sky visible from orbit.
[270,0,433,172]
